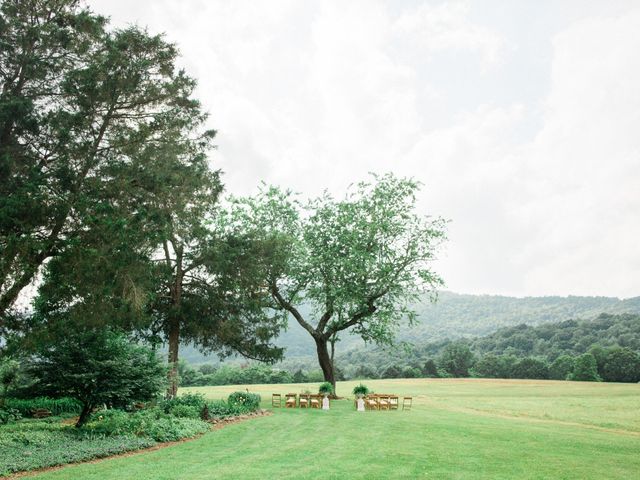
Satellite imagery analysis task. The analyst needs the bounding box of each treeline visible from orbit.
[179,293,640,363]
[177,363,325,387]
[336,313,640,383]
[196,313,639,385]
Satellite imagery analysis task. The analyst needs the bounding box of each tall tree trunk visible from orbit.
[165,254,183,399]
[315,336,336,392]
[76,403,93,428]
[166,316,180,398]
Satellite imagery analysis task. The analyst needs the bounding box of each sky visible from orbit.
[88,0,640,299]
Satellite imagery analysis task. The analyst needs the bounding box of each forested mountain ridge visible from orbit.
[471,313,640,358]
[401,292,640,343]
[180,292,640,364]
[337,312,640,375]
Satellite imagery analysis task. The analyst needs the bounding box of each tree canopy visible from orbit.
[1,0,287,397]
[0,0,214,327]
[225,174,447,390]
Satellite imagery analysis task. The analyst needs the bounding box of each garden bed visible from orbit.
[0,409,272,478]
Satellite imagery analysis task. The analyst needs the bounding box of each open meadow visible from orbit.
[23,378,640,480]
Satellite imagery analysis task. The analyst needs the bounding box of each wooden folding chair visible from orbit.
[285,393,297,408]
[402,397,412,411]
[389,395,399,410]
[378,395,390,410]
[272,393,282,408]
[299,394,310,408]
[310,394,321,409]
[365,395,379,411]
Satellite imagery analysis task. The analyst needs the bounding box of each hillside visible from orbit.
[337,312,640,376]
[179,292,640,364]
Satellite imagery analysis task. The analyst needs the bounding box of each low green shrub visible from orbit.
[141,415,209,442]
[0,407,21,424]
[168,404,201,419]
[4,397,82,417]
[205,400,241,418]
[227,391,261,411]
[83,407,210,442]
[0,421,154,476]
[159,393,206,414]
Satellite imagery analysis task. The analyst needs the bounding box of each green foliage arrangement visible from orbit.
[319,382,334,395]
[352,384,369,396]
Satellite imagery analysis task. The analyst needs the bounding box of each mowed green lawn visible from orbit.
[26,379,640,480]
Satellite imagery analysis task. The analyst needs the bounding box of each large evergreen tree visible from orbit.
[1,1,287,396]
[0,0,210,326]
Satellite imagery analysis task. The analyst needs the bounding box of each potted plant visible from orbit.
[353,384,369,412]
[352,383,369,398]
[319,382,334,397]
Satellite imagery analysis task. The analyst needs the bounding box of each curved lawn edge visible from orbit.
[1,411,272,479]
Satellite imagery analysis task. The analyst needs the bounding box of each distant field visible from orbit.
[27,379,640,479]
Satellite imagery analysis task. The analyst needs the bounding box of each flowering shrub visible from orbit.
[227,392,261,411]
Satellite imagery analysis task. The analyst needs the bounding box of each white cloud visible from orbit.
[509,9,640,297]
[393,1,510,70]
[86,0,640,298]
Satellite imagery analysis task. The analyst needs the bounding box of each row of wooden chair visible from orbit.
[272,392,412,411]
[272,393,325,409]
[358,394,412,411]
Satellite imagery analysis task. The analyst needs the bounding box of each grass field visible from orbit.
[24,379,640,479]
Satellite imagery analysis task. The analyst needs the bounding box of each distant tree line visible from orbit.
[338,313,639,383]
[185,313,639,385]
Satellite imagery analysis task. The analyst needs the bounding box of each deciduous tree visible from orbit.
[439,342,475,377]
[571,353,601,382]
[602,347,640,383]
[226,174,447,392]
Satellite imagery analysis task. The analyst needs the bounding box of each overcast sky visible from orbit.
[88,0,640,299]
